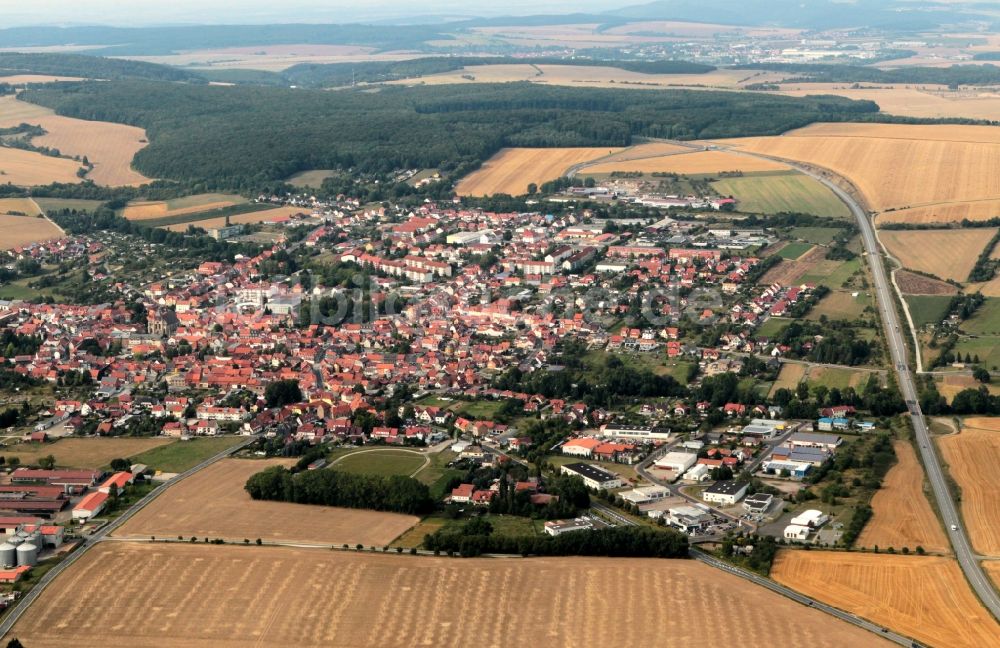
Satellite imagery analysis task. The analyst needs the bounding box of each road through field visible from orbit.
[725,144,1000,620]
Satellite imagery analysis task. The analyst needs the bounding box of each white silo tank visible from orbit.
[7,535,23,548]
[16,542,37,567]
[0,543,15,567]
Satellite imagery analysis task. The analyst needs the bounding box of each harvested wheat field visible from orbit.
[115,458,417,546]
[163,206,310,232]
[0,148,81,186]
[0,214,63,249]
[7,543,888,648]
[0,75,87,84]
[938,417,1000,555]
[455,147,622,196]
[935,375,1000,402]
[880,228,994,283]
[0,95,150,186]
[0,197,41,216]
[779,84,1000,121]
[716,124,1000,217]
[878,199,1000,225]
[581,150,789,175]
[0,437,172,470]
[769,363,807,396]
[772,550,1000,648]
[856,441,949,553]
[123,194,247,221]
[592,141,693,163]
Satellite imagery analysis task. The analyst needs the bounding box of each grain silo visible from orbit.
[0,542,16,568]
[16,542,37,567]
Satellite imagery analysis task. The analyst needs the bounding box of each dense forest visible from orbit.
[244,465,434,515]
[282,57,715,87]
[0,53,202,82]
[22,81,879,188]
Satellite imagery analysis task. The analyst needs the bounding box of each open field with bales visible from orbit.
[456,147,622,197]
[6,542,888,648]
[0,197,40,216]
[712,172,851,218]
[580,149,788,176]
[715,123,1000,222]
[856,441,950,554]
[0,437,173,470]
[162,206,309,232]
[0,214,63,249]
[123,194,248,221]
[771,550,1000,648]
[115,458,419,546]
[880,228,993,283]
[0,147,82,186]
[937,417,1000,556]
[0,95,150,186]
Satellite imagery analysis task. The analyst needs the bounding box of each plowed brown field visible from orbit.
[772,550,1000,648]
[856,441,949,553]
[115,458,418,546]
[938,417,1000,555]
[7,543,889,648]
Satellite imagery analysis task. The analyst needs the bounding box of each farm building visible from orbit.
[72,491,109,521]
[559,463,625,490]
[702,480,748,506]
[98,472,134,496]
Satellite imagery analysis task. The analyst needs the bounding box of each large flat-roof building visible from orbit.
[559,463,626,491]
[543,518,594,536]
[702,480,748,506]
[666,506,713,534]
[600,424,672,443]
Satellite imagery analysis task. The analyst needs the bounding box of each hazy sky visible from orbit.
[0,1,639,27]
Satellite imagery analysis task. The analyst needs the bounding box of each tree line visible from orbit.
[245,465,434,515]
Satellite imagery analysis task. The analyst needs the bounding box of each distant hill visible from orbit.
[0,53,202,82]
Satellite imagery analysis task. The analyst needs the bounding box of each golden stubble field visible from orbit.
[162,206,310,232]
[455,147,622,197]
[0,197,41,216]
[715,123,1000,222]
[856,441,950,554]
[7,543,888,648]
[879,228,995,283]
[771,550,1000,648]
[0,95,150,186]
[0,214,63,250]
[1,437,173,469]
[580,149,789,175]
[115,458,418,546]
[937,417,1000,556]
[778,84,1000,121]
[0,148,81,187]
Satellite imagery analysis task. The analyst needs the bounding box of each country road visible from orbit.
[778,158,1000,620]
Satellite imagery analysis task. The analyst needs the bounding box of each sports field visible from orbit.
[856,441,949,554]
[937,417,1000,556]
[0,437,173,470]
[6,543,888,648]
[713,172,850,218]
[880,228,994,283]
[330,449,428,477]
[115,458,419,546]
[0,214,63,249]
[771,550,1000,648]
[456,147,623,196]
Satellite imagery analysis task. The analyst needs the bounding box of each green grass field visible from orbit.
[287,169,339,188]
[130,436,245,473]
[165,193,247,210]
[806,290,870,321]
[787,226,843,245]
[906,295,953,328]
[453,400,504,419]
[332,450,427,477]
[32,198,105,214]
[961,298,1000,335]
[714,171,851,219]
[756,316,792,338]
[777,242,813,260]
[953,337,1000,371]
[800,257,862,287]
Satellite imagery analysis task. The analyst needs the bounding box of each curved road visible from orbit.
[779,160,1000,619]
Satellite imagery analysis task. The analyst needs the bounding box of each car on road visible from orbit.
[951,524,958,531]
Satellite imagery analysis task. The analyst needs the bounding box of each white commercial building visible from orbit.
[702,480,749,506]
[543,518,594,536]
[560,463,626,491]
[790,509,829,529]
[783,524,812,541]
[601,424,672,442]
[655,451,698,474]
[620,485,669,505]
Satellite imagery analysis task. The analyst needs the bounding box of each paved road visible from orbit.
[0,435,257,637]
[784,162,1000,619]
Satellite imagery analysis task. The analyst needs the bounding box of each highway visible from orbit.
[0,435,257,637]
[785,163,1000,619]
